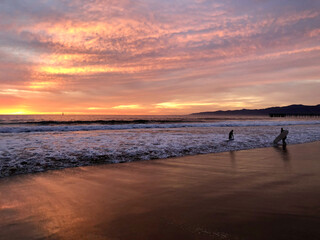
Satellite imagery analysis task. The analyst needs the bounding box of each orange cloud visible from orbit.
[112,105,142,110]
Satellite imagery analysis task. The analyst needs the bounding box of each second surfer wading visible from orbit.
[229,130,234,140]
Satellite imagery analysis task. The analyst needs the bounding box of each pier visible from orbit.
[269,113,320,117]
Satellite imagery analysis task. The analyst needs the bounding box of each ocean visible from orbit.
[1,114,320,177]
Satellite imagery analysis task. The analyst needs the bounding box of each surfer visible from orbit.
[281,128,287,145]
[229,130,234,140]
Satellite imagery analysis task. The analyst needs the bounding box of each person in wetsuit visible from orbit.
[229,130,234,140]
[281,128,287,145]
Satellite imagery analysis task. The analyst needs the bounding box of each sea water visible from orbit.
[0,115,320,177]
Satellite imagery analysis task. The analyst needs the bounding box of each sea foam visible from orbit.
[1,122,320,177]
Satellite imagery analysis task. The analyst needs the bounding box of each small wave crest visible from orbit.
[0,120,320,133]
[0,119,184,125]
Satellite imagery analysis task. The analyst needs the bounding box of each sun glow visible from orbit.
[0,108,66,115]
[0,108,32,115]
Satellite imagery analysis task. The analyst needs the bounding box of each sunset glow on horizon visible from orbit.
[1,0,319,115]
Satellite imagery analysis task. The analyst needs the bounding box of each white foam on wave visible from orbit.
[0,120,320,133]
[0,124,320,177]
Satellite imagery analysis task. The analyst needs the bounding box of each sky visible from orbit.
[0,0,319,115]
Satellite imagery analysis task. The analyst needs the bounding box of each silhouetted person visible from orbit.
[229,130,234,140]
[281,128,287,145]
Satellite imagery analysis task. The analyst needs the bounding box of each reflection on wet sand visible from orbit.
[0,142,320,240]
[229,150,237,169]
[273,144,291,168]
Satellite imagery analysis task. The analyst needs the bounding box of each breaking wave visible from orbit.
[0,120,319,133]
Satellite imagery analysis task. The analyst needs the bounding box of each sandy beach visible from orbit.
[0,142,319,240]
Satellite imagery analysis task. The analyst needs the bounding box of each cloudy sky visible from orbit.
[0,0,319,114]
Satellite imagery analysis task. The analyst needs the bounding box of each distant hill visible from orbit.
[191,104,320,116]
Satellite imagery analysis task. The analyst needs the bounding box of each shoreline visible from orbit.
[1,140,319,179]
[1,141,320,239]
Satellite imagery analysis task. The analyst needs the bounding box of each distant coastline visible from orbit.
[191,104,320,117]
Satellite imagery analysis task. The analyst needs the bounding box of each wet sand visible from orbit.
[0,142,320,240]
